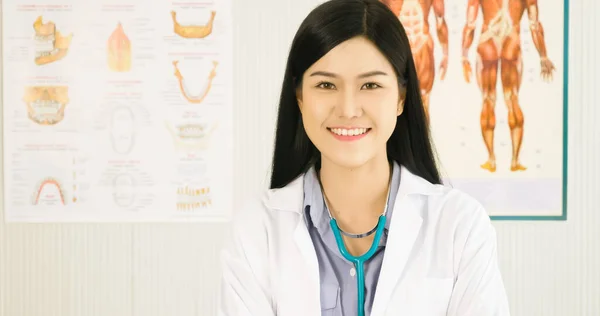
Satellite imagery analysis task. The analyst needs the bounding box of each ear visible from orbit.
[397,99,404,116]
[397,87,406,116]
[295,84,304,111]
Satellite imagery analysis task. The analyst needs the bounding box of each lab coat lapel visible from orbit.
[371,166,436,316]
[371,195,423,316]
[291,200,321,315]
[293,216,319,273]
[265,176,321,315]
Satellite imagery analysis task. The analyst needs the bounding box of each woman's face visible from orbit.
[297,36,404,169]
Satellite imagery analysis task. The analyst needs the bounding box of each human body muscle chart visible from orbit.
[461,0,555,173]
[381,0,449,121]
[381,0,566,218]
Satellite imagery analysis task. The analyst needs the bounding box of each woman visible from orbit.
[219,0,510,315]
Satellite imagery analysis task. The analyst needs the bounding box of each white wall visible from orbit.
[1,0,599,315]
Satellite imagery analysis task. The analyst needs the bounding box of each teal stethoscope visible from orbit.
[320,181,391,316]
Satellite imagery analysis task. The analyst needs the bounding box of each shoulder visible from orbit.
[433,185,488,219]
[427,185,493,235]
[396,165,493,238]
[226,176,306,245]
[219,191,278,278]
[220,181,305,280]
[423,185,498,266]
[226,191,275,241]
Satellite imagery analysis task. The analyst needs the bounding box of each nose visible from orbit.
[335,90,362,118]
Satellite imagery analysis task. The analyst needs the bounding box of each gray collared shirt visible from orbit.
[303,162,401,316]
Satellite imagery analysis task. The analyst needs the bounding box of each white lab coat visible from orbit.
[219,165,510,316]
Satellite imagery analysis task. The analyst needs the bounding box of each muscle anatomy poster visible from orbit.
[2,0,234,222]
[381,0,568,219]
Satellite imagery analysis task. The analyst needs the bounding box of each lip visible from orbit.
[327,127,371,142]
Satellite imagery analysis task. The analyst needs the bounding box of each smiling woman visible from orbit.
[297,36,406,171]
[219,1,510,315]
[272,1,437,188]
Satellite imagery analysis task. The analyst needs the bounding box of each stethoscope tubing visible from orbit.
[319,168,392,316]
[330,215,387,316]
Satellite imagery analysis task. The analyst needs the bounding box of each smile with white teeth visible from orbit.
[328,127,369,136]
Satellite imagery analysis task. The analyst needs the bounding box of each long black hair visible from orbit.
[269,0,441,189]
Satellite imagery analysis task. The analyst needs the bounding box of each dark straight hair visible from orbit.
[269,0,441,189]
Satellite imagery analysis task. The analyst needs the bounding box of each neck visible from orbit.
[319,154,391,221]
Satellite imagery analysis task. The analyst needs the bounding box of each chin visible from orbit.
[322,151,374,170]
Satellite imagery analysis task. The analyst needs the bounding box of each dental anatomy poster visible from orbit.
[2,0,234,222]
[380,0,568,220]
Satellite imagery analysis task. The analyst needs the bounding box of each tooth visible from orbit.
[342,129,348,136]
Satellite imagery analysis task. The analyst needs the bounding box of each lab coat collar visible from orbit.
[263,164,443,213]
[264,164,445,315]
[302,161,402,233]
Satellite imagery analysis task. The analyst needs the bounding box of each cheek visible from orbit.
[381,109,399,134]
[368,96,399,134]
[372,110,397,133]
[301,93,333,126]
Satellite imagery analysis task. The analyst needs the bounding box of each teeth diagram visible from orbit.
[109,106,136,154]
[23,85,69,125]
[112,173,136,207]
[176,185,212,211]
[32,177,66,206]
[165,121,218,151]
[107,22,132,72]
[32,16,73,65]
[171,10,216,39]
[2,0,234,222]
[172,60,218,104]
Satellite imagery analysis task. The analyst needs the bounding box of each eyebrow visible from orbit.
[309,70,388,78]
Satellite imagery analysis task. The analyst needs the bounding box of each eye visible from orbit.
[316,82,336,90]
[362,82,381,90]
